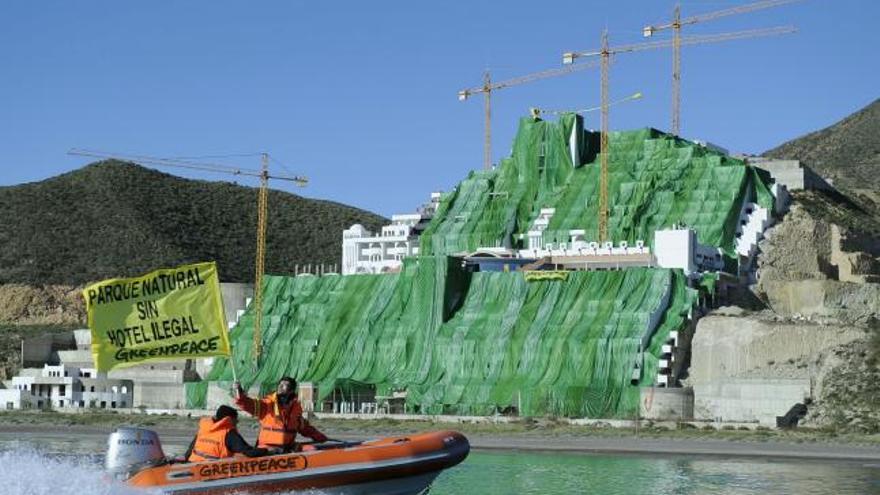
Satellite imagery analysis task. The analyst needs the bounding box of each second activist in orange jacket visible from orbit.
[233,376,328,452]
[185,405,268,462]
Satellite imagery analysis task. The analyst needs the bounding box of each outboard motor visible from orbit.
[105,427,166,480]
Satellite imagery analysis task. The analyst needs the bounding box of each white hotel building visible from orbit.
[341,192,440,275]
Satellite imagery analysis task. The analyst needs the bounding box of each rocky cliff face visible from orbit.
[756,195,880,324]
[0,284,86,325]
[0,284,85,381]
[688,193,880,430]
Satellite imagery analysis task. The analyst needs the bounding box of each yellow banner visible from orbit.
[83,261,231,371]
[523,270,570,282]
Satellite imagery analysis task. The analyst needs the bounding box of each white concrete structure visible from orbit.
[744,157,833,192]
[526,208,556,251]
[653,228,724,275]
[0,388,37,410]
[517,208,651,260]
[3,363,132,410]
[693,378,810,427]
[342,192,440,275]
[735,202,772,259]
[519,239,651,261]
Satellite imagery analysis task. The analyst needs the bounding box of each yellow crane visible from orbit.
[67,149,308,366]
[458,61,601,170]
[563,25,795,243]
[643,0,800,135]
[529,92,643,119]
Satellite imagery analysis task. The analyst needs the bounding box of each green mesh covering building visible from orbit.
[420,114,774,259]
[190,114,777,418]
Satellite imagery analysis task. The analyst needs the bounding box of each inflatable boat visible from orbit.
[106,427,469,494]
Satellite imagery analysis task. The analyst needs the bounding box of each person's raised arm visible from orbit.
[232,381,259,416]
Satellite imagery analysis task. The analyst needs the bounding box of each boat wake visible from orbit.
[0,448,151,495]
[0,448,339,495]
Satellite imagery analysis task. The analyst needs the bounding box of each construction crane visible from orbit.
[643,0,800,135]
[530,92,643,119]
[458,61,601,170]
[563,25,795,243]
[67,149,308,366]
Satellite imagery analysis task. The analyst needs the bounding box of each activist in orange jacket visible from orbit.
[185,405,268,462]
[233,376,328,452]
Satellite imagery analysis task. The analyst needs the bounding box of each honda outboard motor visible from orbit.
[105,427,166,480]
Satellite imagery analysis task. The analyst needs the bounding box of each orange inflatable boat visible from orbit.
[105,427,469,494]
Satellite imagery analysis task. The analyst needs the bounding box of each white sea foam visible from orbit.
[0,448,154,495]
[0,447,340,495]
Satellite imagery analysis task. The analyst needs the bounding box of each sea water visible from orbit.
[0,434,877,494]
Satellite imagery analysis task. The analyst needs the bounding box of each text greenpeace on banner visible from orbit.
[83,261,231,371]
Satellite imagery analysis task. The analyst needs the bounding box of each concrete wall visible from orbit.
[641,387,693,421]
[109,363,190,383]
[135,382,187,409]
[751,159,833,192]
[693,378,809,426]
[21,333,76,367]
[690,315,863,384]
[55,349,93,367]
[689,315,863,426]
[0,389,37,410]
[654,229,695,273]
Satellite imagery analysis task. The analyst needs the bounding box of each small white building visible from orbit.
[1,363,132,410]
[342,192,440,275]
[0,387,36,410]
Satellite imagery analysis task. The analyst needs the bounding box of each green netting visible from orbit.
[422,115,775,259]
[185,381,208,409]
[419,114,581,255]
[196,116,765,418]
[698,272,720,296]
[206,262,695,418]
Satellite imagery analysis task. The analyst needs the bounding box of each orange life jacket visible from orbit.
[188,416,234,462]
[256,393,305,449]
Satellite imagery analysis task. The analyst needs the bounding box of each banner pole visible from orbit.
[230,354,239,382]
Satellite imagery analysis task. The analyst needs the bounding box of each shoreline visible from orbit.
[2,421,880,463]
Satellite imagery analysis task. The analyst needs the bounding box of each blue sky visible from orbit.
[1,1,877,217]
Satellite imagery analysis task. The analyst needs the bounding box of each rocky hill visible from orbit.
[765,98,880,205]
[689,191,880,431]
[683,99,880,432]
[0,161,387,285]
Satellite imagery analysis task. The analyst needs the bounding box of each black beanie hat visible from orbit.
[214,405,238,421]
[278,376,297,388]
